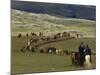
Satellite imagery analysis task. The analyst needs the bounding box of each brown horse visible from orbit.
[71,52,80,66]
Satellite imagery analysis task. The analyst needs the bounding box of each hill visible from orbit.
[11,1,96,20]
[11,9,96,37]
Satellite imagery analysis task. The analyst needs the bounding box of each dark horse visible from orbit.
[71,52,85,67]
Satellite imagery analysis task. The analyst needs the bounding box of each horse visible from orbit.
[62,32,70,38]
[71,52,90,68]
[26,33,29,37]
[71,52,80,66]
[21,41,34,52]
[84,54,91,68]
[39,47,51,53]
[18,33,22,38]
[40,49,44,53]
[63,49,69,55]
[44,46,56,54]
[20,45,32,52]
[71,51,91,68]
[56,49,64,55]
[32,38,39,43]
[56,49,59,54]
[31,32,37,36]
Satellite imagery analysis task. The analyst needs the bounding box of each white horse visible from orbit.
[56,49,59,54]
[84,55,91,68]
[56,49,63,55]
[26,41,32,51]
[49,49,52,54]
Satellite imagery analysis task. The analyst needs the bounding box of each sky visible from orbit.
[15,0,96,5]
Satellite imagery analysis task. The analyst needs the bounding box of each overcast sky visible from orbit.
[15,0,96,5]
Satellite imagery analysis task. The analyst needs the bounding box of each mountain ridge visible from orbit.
[11,1,96,20]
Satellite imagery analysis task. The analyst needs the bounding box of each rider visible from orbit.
[79,42,84,53]
[84,45,91,55]
[84,45,92,62]
[78,42,85,67]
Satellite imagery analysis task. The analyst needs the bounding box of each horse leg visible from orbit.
[90,55,92,62]
[29,46,32,52]
[71,58,75,65]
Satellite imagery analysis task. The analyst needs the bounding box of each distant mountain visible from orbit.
[11,1,96,20]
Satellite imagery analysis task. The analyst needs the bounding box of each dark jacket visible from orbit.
[79,44,85,54]
[84,47,91,55]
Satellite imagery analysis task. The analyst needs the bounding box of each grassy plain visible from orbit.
[11,37,96,74]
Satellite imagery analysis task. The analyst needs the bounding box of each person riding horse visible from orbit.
[84,45,91,55]
[78,42,85,67]
[84,45,92,62]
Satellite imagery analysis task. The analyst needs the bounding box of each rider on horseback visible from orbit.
[78,42,85,67]
[79,42,84,53]
[84,45,92,62]
[84,45,91,55]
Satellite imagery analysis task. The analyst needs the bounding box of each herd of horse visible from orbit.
[20,31,76,52]
[19,31,92,68]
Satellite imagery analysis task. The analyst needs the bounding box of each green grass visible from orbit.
[11,36,96,74]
